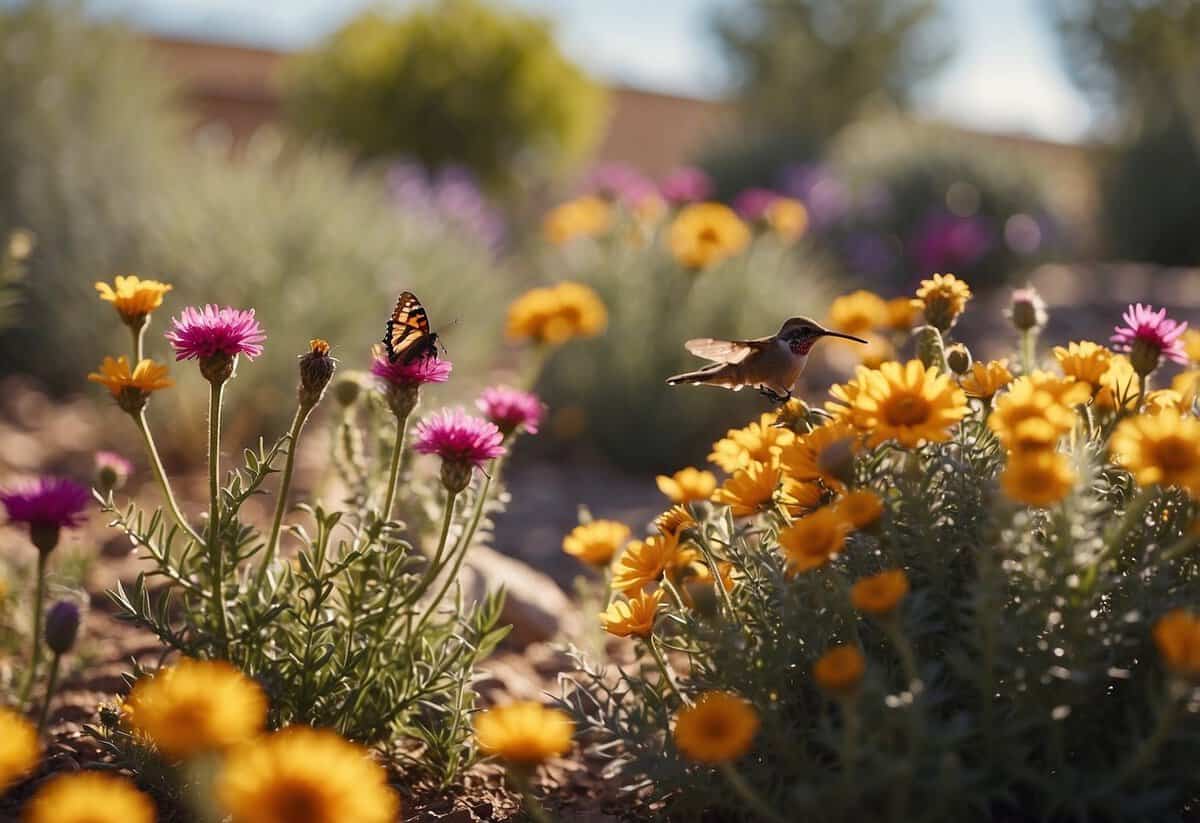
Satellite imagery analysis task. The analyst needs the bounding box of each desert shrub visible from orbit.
[561,274,1200,821]
[521,196,835,473]
[283,0,607,189]
[0,4,505,435]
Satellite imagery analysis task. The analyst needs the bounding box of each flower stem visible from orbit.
[647,636,689,706]
[257,404,312,589]
[130,320,146,362]
[1019,328,1038,375]
[719,763,788,823]
[880,617,922,694]
[207,380,229,657]
[404,488,460,615]
[134,411,205,545]
[410,477,483,637]
[381,410,412,521]
[36,652,62,735]
[509,769,555,823]
[16,550,48,709]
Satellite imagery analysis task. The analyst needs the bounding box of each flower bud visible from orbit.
[298,339,337,409]
[1130,338,1162,378]
[945,343,972,376]
[45,600,81,654]
[333,376,362,408]
[914,325,948,373]
[94,452,132,494]
[440,460,474,494]
[385,384,420,421]
[199,352,236,384]
[30,523,61,556]
[1008,287,1047,332]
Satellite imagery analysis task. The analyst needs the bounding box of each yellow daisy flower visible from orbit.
[124,659,267,760]
[668,202,751,270]
[913,272,972,331]
[1154,609,1200,680]
[960,359,1014,399]
[1172,370,1200,407]
[542,195,612,245]
[217,727,400,823]
[1000,450,1076,507]
[656,467,717,504]
[562,520,631,566]
[708,413,795,472]
[612,533,680,595]
[825,366,873,424]
[711,462,782,518]
[813,645,866,696]
[1183,329,1200,364]
[88,356,174,399]
[1111,410,1200,498]
[850,569,909,616]
[779,421,859,492]
[766,197,808,242]
[673,691,759,764]
[885,296,918,331]
[1025,371,1092,407]
[654,505,697,539]
[827,290,887,337]
[22,772,155,823]
[474,701,574,765]
[780,477,824,517]
[95,275,172,324]
[599,588,663,638]
[833,489,884,530]
[1145,389,1189,416]
[1053,341,1112,388]
[778,507,850,576]
[847,360,968,448]
[0,707,38,792]
[987,377,1078,452]
[505,282,607,345]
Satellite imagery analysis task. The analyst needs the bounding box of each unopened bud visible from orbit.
[385,383,420,421]
[333,376,362,408]
[914,325,948,373]
[1130,338,1162,378]
[946,343,972,376]
[94,452,132,494]
[440,460,474,494]
[298,339,337,409]
[1008,287,1047,332]
[45,600,81,654]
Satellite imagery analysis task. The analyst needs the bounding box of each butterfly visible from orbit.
[383,291,440,364]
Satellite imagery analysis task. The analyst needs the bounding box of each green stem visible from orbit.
[134,412,205,545]
[381,410,412,521]
[509,769,555,823]
[207,380,229,657]
[1019,328,1038,375]
[404,488,460,614]
[257,404,312,588]
[130,319,146,362]
[881,617,922,694]
[719,763,789,823]
[16,550,48,709]
[647,636,689,706]
[36,652,62,734]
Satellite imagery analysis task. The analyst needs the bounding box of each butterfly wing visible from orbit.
[384,291,437,363]
[683,337,766,364]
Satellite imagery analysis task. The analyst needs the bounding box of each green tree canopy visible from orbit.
[283,0,608,189]
[714,0,950,140]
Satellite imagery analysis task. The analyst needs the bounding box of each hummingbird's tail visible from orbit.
[666,363,731,387]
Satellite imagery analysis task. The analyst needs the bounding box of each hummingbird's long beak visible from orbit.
[820,330,869,345]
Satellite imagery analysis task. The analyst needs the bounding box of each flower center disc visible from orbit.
[884,393,930,426]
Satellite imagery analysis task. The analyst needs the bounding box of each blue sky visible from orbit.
[78,0,1094,143]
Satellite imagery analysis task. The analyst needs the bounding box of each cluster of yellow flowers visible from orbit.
[826,289,918,368]
[540,195,806,270]
[505,281,607,346]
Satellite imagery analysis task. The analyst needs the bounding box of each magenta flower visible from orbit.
[476,386,544,435]
[370,352,453,388]
[1,477,90,551]
[732,188,780,222]
[413,408,506,491]
[659,167,713,204]
[165,305,266,361]
[1111,303,1188,370]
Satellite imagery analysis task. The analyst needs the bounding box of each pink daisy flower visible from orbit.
[1111,303,1188,367]
[414,408,506,467]
[165,305,266,361]
[1,477,90,532]
[370,351,453,387]
[476,386,544,435]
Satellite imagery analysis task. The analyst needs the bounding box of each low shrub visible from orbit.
[561,273,1200,821]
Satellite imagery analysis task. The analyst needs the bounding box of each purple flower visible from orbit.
[387,162,506,253]
[414,408,506,468]
[1111,304,1188,369]
[476,386,544,435]
[910,212,993,272]
[165,305,266,361]
[1,477,90,551]
[732,188,780,222]
[370,352,453,388]
[659,167,713,204]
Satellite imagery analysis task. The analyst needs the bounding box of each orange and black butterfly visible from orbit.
[383,291,440,363]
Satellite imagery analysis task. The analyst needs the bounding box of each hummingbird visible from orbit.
[666,317,868,402]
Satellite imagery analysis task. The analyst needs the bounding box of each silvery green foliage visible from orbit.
[531,210,835,473]
[98,389,509,782]
[563,413,1200,821]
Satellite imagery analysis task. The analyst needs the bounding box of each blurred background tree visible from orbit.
[714,0,950,141]
[1048,0,1200,265]
[283,0,608,191]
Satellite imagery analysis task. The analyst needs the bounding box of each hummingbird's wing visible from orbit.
[683,337,769,364]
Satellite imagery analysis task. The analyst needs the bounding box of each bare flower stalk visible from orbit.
[381,410,412,521]
[16,551,48,709]
[134,411,205,545]
[257,403,314,588]
[207,379,230,657]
